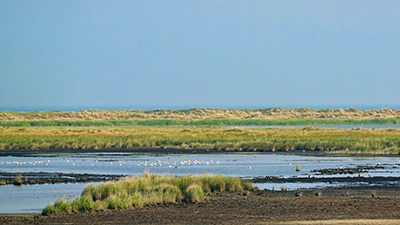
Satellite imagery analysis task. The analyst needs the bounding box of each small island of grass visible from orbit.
[42,172,254,215]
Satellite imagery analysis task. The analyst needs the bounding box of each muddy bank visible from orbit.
[0,148,230,157]
[311,164,386,175]
[251,175,400,184]
[0,172,123,185]
[2,171,400,186]
[3,188,400,225]
[0,148,348,157]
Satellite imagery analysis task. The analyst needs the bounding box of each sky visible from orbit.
[1,1,399,111]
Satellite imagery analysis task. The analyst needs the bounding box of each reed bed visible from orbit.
[42,172,254,215]
[1,126,399,154]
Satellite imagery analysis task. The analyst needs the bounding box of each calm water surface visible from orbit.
[1,153,400,213]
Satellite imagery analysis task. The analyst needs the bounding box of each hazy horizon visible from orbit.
[2,104,400,112]
[2,1,399,110]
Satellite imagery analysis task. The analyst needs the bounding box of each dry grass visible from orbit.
[1,126,400,154]
[1,108,399,121]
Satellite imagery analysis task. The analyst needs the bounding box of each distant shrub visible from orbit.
[13,173,23,186]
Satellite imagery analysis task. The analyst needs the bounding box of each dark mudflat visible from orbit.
[2,188,400,225]
[0,172,123,185]
[251,175,400,184]
[2,171,400,186]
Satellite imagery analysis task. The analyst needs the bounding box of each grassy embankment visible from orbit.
[1,126,399,154]
[42,172,254,215]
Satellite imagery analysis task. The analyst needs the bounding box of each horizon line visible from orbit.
[1,104,400,112]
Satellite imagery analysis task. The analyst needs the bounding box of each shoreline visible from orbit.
[1,147,399,157]
[1,171,400,186]
[3,187,400,224]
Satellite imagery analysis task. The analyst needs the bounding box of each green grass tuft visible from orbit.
[42,173,254,215]
[184,184,205,203]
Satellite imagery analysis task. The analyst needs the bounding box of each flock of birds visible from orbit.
[1,159,51,166]
[136,159,221,168]
[0,158,223,171]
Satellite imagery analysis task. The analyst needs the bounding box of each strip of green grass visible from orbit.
[1,126,399,154]
[42,172,254,215]
[0,118,399,127]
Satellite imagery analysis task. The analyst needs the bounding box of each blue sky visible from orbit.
[1,1,399,110]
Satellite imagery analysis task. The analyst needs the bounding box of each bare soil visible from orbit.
[2,187,400,225]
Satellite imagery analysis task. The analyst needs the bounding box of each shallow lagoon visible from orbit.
[1,153,400,213]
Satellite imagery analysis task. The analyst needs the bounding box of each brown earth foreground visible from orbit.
[2,188,400,225]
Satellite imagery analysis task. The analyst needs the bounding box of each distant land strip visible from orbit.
[0,118,399,127]
[1,126,399,155]
[1,108,400,121]
[0,108,399,127]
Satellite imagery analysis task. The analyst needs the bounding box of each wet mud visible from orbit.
[0,172,123,185]
[3,188,400,225]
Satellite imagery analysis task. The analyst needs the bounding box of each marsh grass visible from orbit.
[1,126,400,155]
[13,173,23,186]
[42,172,254,215]
[184,184,205,203]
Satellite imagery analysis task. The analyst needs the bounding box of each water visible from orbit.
[1,153,400,213]
[0,183,87,214]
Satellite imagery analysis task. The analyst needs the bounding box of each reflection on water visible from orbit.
[1,153,400,213]
[0,183,88,214]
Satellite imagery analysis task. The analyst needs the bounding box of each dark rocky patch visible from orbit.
[0,172,124,185]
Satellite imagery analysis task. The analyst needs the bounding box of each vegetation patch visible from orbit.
[42,172,254,215]
[1,108,399,122]
[13,173,23,186]
[1,118,400,127]
[1,126,399,155]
